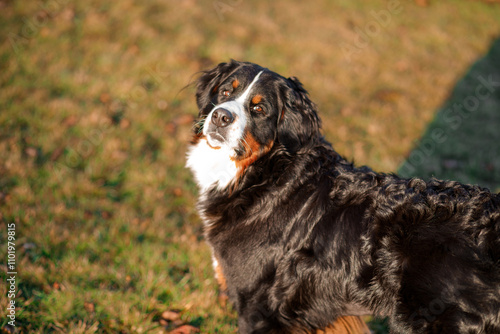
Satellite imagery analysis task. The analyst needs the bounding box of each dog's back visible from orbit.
[188,60,500,333]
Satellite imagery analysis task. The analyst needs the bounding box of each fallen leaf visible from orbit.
[157,100,169,110]
[165,123,177,134]
[60,8,75,21]
[120,118,131,129]
[84,210,93,219]
[415,0,429,6]
[162,310,181,322]
[62,115,79,127]
[50,146,65,161]
[25,147,38,158]
[169,325,199,334]
[372,89,402,103]
[101,211,112,219]
[127,45,140,55]
[84,302,95,313]
[173,188,183,197]
[100,93,111,104]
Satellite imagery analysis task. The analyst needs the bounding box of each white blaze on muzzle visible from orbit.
[203,71,264,152]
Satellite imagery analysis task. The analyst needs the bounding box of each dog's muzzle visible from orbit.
[205,107,237,148]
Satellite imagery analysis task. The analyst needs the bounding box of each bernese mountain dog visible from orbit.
[186,60,500,334]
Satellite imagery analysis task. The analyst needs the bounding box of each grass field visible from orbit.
[399,37,500,190]
[1,0,500,333]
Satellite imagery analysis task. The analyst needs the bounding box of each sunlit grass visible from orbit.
[1,0,499,332]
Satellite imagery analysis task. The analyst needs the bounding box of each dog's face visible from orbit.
[187,60,321,191]
[197,63,277,158]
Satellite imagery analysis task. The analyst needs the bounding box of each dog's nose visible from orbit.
[211,108,234,128]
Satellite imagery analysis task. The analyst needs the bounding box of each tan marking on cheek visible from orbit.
[289,316,369,334]
[212,84,220,94]
[206,141,221,150]
[314,317,371,334]
[232,132,274,178]
[251,94,262,105]
[232,79,239,89]
[213,260,228,292]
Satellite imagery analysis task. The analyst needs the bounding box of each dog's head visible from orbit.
[187,60,321,191]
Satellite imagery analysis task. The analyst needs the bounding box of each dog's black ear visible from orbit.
[277,76,321,153]
[196,60,241,115]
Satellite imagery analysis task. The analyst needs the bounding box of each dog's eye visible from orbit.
[222,90,231,97]
[252,105,264,114]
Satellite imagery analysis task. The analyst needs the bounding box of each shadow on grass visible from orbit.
[399,36,500,192]
[368,35,500,334]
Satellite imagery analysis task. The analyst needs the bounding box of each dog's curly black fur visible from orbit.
[188,60,500,334]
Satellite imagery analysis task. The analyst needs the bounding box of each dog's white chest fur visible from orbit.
[186,139,238,192]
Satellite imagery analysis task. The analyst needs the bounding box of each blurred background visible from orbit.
[0,0,499,333]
